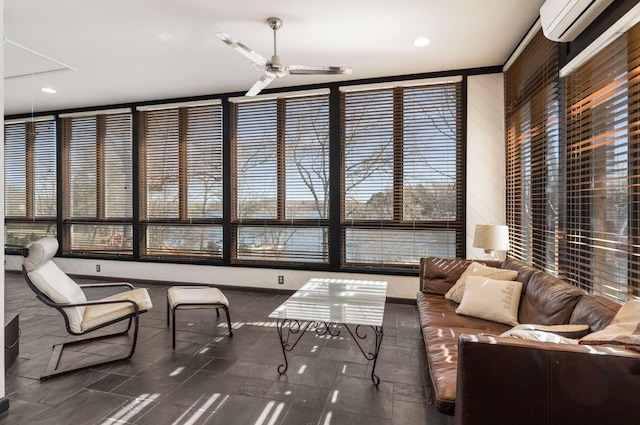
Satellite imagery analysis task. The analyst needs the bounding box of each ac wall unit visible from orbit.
[540,0,614,42]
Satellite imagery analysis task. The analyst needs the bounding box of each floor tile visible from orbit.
[393,383,427,404]
[265,381,331,408]
[319,409,392,425]
[88,373,131,392]
[391,400,428,424]
[163,370,244,410]
[203,394,289,425]
[0,398,50,425]
[280,404,324,425]
[327,376,394,420]
[8,369,107,406]
[109,376,181,400]
[134,402,217,425]
[235,377,274,397]
[26,389,131,425]
[101,395,159,423]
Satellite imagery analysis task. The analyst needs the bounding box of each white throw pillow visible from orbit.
[445,262,518,303]
[579,299,640,350]
[455,276,523,326]
[510,323,590,339]
[499,328,579,344]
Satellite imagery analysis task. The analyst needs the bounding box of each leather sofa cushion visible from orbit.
[420,257,501,295]
[518,272,585,325]
[422,325,506,415]
[417,292,512,332]
[500,257,538,308]
[500,257,538,286]
[570,294,620,332]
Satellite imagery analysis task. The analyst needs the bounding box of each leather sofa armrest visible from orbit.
[454,335,640,425]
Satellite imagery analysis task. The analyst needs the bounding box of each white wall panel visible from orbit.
[7,255,420,300]
[466,73,506,259]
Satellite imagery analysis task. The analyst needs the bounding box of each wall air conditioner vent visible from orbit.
[540,0,614,42]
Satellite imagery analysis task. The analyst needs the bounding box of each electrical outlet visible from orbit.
[96,264,100,272]
[278,275,284,285]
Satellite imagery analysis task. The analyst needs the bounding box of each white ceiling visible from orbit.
[4,0,544,116]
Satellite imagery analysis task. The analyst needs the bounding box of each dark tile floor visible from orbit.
[1,272,451,425]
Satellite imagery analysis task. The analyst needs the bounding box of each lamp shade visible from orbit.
[473,224,509,251]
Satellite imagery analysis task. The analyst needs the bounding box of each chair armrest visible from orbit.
[454,335,640,425]
[79,282,134,290]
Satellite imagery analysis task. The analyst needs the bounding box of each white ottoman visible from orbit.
[167,286,233,348]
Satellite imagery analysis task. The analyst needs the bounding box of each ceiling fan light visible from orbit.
[413,36,431,47]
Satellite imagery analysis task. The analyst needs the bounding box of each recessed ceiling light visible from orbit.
[41,87,57,94]
[413,36,431,47]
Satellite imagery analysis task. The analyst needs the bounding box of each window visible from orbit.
[505,30,560,274]
[563,22,640,301]
[61,110,132,254]
[5,76,467,272]
[230,91,330,264]
[340,79,464,268]
[139,102,223,259]
[4,117,57,248]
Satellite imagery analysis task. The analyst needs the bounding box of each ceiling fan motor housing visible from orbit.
[267,17,283,30]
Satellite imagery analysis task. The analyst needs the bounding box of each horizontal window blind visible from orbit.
[505,30,560,274]
[230,93,330,264]
[231,99,278,220]
[5,222,57,248]
[341,81,463,268]
[144,224,222,258]
[234,226,328,263]
[139,103,223,259]
[61,112,132,254]
[4,118,57,247]
[563,22,640,301]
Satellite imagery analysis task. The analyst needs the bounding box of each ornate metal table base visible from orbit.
[275,319,384,386]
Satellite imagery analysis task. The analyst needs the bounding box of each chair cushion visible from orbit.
[27,261,87,333]
[23,237,59,272]
[82,288,153,331]
[168,286,229,309]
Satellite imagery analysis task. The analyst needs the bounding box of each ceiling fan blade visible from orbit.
[246,74,275,96]
[214,32,268,66]
[288,65,352,75]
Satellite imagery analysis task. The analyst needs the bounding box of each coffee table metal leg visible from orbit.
[276,318,312,375]
[344,324,384,386]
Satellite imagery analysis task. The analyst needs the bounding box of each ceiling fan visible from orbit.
[214,17,352,96]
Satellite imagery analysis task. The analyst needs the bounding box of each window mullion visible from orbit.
[393,87,404,223]
[277,98,286,221]
[178,108,188,220]
[25,121,35,218]
[96,116,106,220]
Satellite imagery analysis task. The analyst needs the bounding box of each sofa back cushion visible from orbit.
[518,271,585,325]
[500,257,537,286]
[419,257,501,294]
[569,294,620,332]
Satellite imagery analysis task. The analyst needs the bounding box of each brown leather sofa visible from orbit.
[418,257,640,425]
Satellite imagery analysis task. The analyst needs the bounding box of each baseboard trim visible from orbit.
[65,274,416,304]
[0,397,9,414]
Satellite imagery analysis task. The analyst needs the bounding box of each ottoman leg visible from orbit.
[223,305,233,337]
[172,308,177,349]
[166,296,170,327]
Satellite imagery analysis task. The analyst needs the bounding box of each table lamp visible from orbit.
[473,224,509,260]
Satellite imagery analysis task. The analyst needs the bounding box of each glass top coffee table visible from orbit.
[269,278,388,385]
